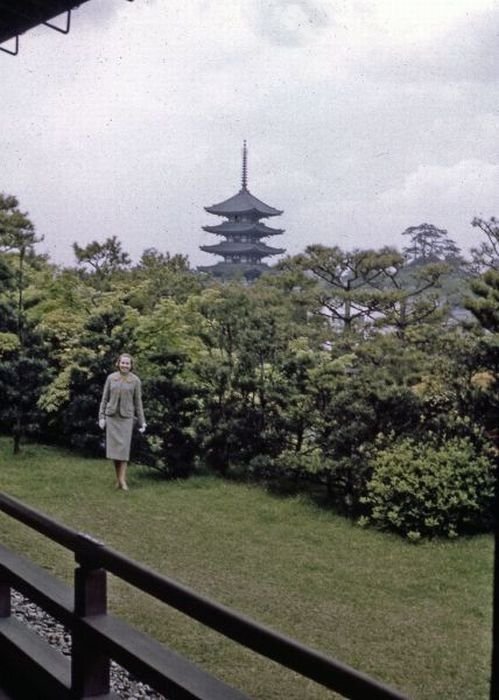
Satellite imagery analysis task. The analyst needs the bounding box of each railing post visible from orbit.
[71,534,110,698]
[0,574,11,618]
[491,454,499,700]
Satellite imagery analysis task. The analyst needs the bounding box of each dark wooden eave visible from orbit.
[200,241,285,256]
[202,221,285,237]
[0,1,96,44]
[198,261,271,278]
[205,187,283,218]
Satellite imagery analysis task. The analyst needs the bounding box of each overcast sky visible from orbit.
[1,0,498,268]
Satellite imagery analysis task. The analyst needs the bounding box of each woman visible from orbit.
[99,353,146,490]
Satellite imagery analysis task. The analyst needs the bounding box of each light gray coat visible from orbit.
[99,371,145,427]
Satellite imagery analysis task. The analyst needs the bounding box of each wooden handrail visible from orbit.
[0,491,408,700]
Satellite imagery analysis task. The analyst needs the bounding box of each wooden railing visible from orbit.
[0,490,409,699]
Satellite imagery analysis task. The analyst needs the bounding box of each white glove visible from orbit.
[98,418,106,430]
[138,423,147,434]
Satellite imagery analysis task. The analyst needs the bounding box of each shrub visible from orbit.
[362,436,495,539]
[135,350,201,479]
[275,448,327,474]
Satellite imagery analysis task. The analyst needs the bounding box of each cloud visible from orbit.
[67,0,135,30]
[364,159,499,251]
[245,0,332,47]
[275,159,499,260]
[379,159,499,214]
[360,5,499,84]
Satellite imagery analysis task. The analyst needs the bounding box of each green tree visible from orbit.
[189,280,324,474]
[0,194,48,453]
[312,335,423,513]
[34,269,96,426]
[402,223,461,264]
[0,332,50,453]
[129,248,203,309]
[379,261,450,339]
[0,194,43,344]
[466,269,499,332]
[409,325,491,441]
[136,347,201,478]
[133,297,206,476]
[73,236,131,288]
[469,216,499,272]
[283,244,403,335]
[464,269,499,438]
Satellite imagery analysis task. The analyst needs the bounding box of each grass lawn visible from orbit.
[0,437,493,699]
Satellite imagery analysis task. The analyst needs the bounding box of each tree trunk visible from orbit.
[13,412,21,455]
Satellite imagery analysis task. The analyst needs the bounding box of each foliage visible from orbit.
[60,305,134,454]
[0,193,48,452]
[282,242,457,339]
[139,366,200,479]
[312,342,423,514]
[401,223,461,264]
[0,191,497,539]
[282,244,404,333]
[0,331,20,353]
[73,235,131,288]
[190,283,286,472]
[466,269,499,332]
[362,436,495,539]
[379,261,451,337]
[0,337,51,447]
[419,337,492,438]
[0,193,41,255]
[469,215,499,272]
[131,249,202,307]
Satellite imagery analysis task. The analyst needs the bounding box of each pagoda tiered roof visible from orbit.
[202,221,284,237]
[200,241,285,256]
[198,261,273,279]
[205,187,283,218]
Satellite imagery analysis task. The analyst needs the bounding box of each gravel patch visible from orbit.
[11,590,165,699]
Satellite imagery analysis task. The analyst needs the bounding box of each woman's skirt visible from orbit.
[106,415,134,461]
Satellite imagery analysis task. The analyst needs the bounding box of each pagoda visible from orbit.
[198,142,285,280]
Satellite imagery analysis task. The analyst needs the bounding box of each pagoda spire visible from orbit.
[241,140,248,191]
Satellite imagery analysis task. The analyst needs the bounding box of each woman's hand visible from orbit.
[99,418,106,430]
[139,423,147,434]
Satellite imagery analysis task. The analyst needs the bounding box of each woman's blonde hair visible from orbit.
[115,353,134,370]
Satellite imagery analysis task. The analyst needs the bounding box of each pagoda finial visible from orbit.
[241,140,248,191]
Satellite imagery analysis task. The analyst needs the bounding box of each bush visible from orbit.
[135,350,201,479]
[362,436,495,539]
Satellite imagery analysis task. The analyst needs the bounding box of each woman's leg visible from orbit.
[114,461,128,490]
[120,462,129,490]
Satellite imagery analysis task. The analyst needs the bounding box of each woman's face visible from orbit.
[118,356,132,374]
